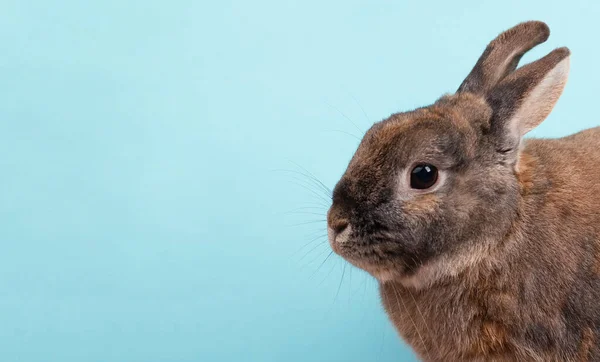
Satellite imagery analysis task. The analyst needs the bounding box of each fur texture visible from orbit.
[327,21,600,361]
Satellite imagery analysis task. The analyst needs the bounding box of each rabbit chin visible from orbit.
[341,241,497,289]
[371,269,401,283]
[397,241,498,290]
[343,238,499,288]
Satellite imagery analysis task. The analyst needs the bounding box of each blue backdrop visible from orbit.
[1,1,598,361]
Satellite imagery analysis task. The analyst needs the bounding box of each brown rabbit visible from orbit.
[327,21,600,361]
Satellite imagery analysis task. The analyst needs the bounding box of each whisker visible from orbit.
[286,160,333,197]
[287,180,331,206]
[322,129,361,142]
[376,314,386,362]
[297,202,329,209]
[352,271,369,299]
[284,211,327,217]
[300,244,330,271]
[363,272,368,300]
[375,280,390,362]
[350,93,371,124]
[333,263,347,304]
[318,257,339,287]
[303,228,329,238]
[358,274,370,327]
[308,250,335,279]
[410,256,424,270]
[390,283,430,360]
[276,164,332,195]
[408,289,437,354]
[284,206,328,213]
[324,101,364,135]
[348,266,353,303]
[322,262,348,319]
[290,233,327,257]
[272,168,333,199]
[298,238,328,262]
[286,219,327,227]
[305,243,330,263]
[287,173,331,195]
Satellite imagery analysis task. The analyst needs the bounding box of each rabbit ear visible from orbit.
[487,47,570,149]
[458,21,550,94]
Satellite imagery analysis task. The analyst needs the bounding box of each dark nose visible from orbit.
[330,219,349,235]
[329,178,353,237]
[327,201,349,238]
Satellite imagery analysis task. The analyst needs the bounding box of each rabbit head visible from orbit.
[327,21,570,288]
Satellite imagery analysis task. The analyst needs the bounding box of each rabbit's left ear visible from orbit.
[487,47,570,150]
[458,21,551,95]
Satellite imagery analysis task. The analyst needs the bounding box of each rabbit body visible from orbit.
[326,21,600,361]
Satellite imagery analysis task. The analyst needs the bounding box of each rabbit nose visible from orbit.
[328,219,351,245]
[331,219,349,234]
[327,198,352,244]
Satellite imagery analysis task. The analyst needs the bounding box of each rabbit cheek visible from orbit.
[400,194,441,215]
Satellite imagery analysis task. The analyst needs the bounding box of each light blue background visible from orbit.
[1,1,598,361]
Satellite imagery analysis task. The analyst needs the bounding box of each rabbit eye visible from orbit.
[410,164,438,190]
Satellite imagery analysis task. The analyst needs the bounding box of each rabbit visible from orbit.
[327,21,600,361]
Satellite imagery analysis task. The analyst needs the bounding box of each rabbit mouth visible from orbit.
[329,229,412,281]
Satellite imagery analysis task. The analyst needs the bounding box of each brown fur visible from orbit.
[327,21,600,361]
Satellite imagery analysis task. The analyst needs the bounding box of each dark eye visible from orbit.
[410,164,438,190]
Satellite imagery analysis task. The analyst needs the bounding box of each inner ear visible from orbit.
[507,57,569,138]
[487,47,570,151]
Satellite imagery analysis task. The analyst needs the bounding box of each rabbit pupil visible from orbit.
[410,164,438,189]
